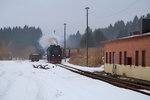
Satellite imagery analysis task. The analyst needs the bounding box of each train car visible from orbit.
[29,53,41,62]
[62,48,71,58]
[47,45,62,63]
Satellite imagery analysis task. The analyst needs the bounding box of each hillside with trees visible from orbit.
[67,13,150,48]
[68,13,150,67]
[67,31,82,48]
[101,13,150,40]
[0,25,43,59]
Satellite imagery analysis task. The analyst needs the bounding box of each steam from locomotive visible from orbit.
[39,34,58,49]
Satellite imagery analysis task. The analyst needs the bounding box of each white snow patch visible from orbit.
[62,59,104,72]
[0,60,149,100]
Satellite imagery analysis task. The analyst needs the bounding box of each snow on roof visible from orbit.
[105,32,150,43]
[119,32,150,40]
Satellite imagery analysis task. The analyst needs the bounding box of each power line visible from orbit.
[98,0,140,20]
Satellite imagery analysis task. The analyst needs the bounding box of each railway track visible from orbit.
[56,64,150,96]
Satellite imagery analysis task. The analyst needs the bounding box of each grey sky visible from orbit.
[0,0,150,37]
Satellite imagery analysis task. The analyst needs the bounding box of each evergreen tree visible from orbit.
[146,14,150,18]
[80,27,95,47]
[0,25,43,57]
[67,31,81,48]
[132,16,139,31]
[67,13,150,48]
[117,29,128,38]
[93,29,107,47]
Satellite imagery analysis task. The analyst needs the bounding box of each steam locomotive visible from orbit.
[47,45,62,63]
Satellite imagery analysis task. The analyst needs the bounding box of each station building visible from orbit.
[104,32,150,81]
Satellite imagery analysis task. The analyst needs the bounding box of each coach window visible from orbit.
[124,51,127,65]
[142,50,146,66]
[119,52,122,64]
[135,51,139,66]
[109,52,111,64]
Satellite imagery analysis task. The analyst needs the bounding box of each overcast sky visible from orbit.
[0,0,150,37]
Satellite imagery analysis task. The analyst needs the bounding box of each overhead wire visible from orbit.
[95,0,140,20]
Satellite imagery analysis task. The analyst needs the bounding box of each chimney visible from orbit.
[130,31,141,36]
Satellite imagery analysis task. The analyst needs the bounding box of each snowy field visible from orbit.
[0,60,149,100]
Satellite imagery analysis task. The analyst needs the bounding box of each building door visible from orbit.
[113,52,117,75]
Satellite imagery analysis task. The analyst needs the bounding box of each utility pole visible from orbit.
[85,7,89,67]
[64,23,67,62]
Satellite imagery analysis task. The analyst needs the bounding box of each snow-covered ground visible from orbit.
[62,59,104,72]
[0,60,149,100]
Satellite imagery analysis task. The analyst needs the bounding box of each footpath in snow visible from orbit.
[0,60,149,100]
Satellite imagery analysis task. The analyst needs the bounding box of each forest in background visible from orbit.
[0,13,150,60]
[0,26,43,59]
[67,13,150,48]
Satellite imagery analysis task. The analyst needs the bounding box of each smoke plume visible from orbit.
[39,34,59,49]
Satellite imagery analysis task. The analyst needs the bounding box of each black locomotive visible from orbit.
[47,45,62,63]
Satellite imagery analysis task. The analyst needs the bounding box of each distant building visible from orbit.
[104,32,150,81]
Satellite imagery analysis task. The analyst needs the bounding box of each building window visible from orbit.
[142,50,146,66]
[135,51,139,66]
[119,52,122,64]
[112,52,114,64]
[127,57,132,65]
[109,52,111,64]
[106,52,108,63]
[124,51,127,65]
